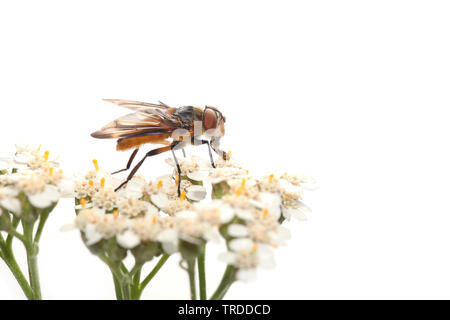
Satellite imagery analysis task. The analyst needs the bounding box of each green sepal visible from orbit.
[212,181,231,199]
[105,238,128,263]
[0,209,11,231]
[82,233,106,256]
[179,238,204,262]
[18,192,38,223]
[131,241,162,264]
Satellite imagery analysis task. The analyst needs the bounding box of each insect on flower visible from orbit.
[91,99,229,195]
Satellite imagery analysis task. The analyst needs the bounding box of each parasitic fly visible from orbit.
[91,99,229,195]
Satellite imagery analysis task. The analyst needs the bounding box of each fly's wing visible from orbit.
[103,99,171,112]
[91,106,181,139]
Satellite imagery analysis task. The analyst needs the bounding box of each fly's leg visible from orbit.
[193,138,216,168]
[202,140,216,168]
[171,146,182,197]
[114,145,172,192]
[210,137,229,161]
[111,148,139,175]
[182,149,186,158]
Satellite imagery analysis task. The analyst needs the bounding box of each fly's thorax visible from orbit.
[171,105,225,144]
[173,106,197,128]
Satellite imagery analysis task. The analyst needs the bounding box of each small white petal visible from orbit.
[203,229,221,243]
[158,229,178,254]
[14,153,34,164]
[187,170,210,181]
[258,246,276,269]
[278,179,302,193]
[186,185,207,201]
[273,226,291,243]
[235,209,254,221]
[116,230,141,249]
[229,238,253,252]
[257,192,281,219]
[0,157,13,170]
[0,198,21,214]
[218,252,236,265]
[176,210,198,219]
[27,185,60,208]
[150,193,169,210]
[227,224,249,237]
[297,201,312,213]
[123,177,146,199]
[146,203,159,216]
[58,179,75,198]
[283,207,307,221]
[219,204,234,224]
[84,223,103,246]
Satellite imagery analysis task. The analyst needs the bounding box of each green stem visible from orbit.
[8,229,26,244]
[210,265,236,300]
[1,250,34,299]
[187,258,197,300]
[198,244,207,300]
[120,278,131,300]
[0,232,5,250]
[128,263,142,300]
[6,216,20,249]
[138,254,169,298]
[34,211,50,243]
[1,220,34,299]
[112,274,123,300]
[0,233,34,299]
[25,247,41,299]
[131,267,141,300]
[100,255,132,300]
[120,262,129,274]
[23,221,41,300]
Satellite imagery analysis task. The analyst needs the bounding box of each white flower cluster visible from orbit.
[70,155,315,281]
[0,144,73,216]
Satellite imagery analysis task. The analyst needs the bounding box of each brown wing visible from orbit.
[91,100,180,139]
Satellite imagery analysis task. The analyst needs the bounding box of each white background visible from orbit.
[1,0,450,299]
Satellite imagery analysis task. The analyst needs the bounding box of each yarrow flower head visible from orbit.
[0,143,74,300]
[0,144,73,218]
[68,154,314,290]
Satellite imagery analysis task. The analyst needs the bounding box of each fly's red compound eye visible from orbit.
[204,108,218,130]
